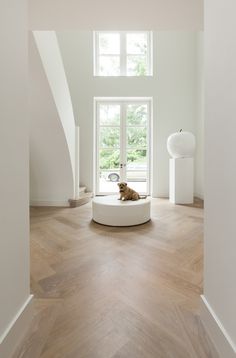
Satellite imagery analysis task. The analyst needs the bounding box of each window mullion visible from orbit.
[148,31,153,76]
[95,32,100,75]
[120,32,126,76]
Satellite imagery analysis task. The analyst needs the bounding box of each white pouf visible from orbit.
[92,195,151,227]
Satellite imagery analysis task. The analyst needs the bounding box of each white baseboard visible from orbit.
[200,295,236,358]
[30,200,69,207]
[0,294,34,358]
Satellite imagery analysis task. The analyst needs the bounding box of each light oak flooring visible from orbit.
[14,198,218,358]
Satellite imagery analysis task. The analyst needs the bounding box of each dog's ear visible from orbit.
[124,183,127,186]
[117,183,120,187]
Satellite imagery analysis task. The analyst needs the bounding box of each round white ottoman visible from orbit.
[92,195,151,227]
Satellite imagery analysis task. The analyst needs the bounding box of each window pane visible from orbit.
[100,127,120,148]
[127,127,147,148]
[99,170,120,193]
[126,33,147,54]
[99,149,120,170]
[99,33,120,54]
[126,149,147,168]
[126,170,147,181]
[126,149,147,193]
[99,56,120,76]
[127,104,147,126]
[100,105,120,125]
[127,55,147,76]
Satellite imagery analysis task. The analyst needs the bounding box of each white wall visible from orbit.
[202,0,236,356]
[195,32,204,199]
[0,0,32,355]
[57,31,203,197]
[29,34,75,205]
[29,0,203,31]
[155,32,200,197]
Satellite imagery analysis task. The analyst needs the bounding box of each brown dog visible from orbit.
[117,182,140,201]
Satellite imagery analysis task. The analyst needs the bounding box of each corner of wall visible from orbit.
[200,295,236,358]
[0,295,34,358]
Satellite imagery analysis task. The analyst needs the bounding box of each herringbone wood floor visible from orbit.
[14,198,218,358]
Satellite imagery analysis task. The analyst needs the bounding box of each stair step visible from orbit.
[79,192,93,199]
[69,192,93,208]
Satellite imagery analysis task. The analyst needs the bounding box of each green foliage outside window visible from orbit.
[100,105,147,170]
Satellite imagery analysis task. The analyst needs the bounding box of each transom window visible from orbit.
[94,31,153,77]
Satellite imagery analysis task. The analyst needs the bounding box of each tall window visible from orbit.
[94,31,153,76]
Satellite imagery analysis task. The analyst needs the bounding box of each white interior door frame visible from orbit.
[94,97,153,196]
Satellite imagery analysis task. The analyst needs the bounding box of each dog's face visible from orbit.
[118,182,127,192]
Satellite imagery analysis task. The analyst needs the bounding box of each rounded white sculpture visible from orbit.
[92,195,151,227]
[167,130,196,158]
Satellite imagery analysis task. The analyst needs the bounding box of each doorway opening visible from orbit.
[94,98,152,196]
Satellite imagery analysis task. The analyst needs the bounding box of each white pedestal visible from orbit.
[92,195,151,226]
[169,158,194,204]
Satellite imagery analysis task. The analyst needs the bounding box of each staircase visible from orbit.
[68,186,93,208]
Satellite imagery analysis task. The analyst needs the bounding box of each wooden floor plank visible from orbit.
[14,198,218,358]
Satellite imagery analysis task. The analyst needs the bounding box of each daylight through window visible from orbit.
[94,31,153,76]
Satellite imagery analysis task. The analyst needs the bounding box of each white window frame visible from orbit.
[93,31,153,77]
[93,97,153,196]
